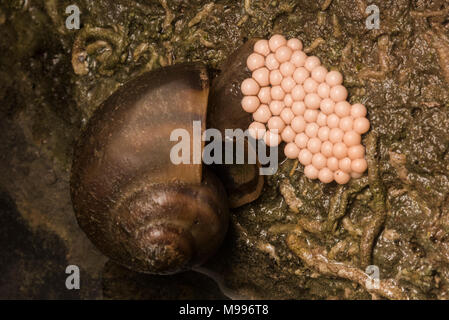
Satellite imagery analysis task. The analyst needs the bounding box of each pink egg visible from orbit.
[330,85,348,102]
[325,70,343,86]
[293,67,310,84]
[351,158,368,173]
[304,165,319,180]
[318,167,334,183]
[305,123,319,138]
[334,170,350,184]
[281,76,296,93]
[303,78,319,93]
[351,103,367,118]
[320,98,335,115]
[311,66,328,83]
[247,53,265,71]
[334,101,351,117]
[298,149,313,166]
[258,87,272,104]
[276,46,293,63]
[268,116,286,132]
[316,112,327,127]
[241,96,260,113]
[269,100,285,115]
[248,121,266,140]
[327,113,340,128]
[351,172,363,178]
[292,101,306,115]
[321,141,333,157]
[254,39,271,56]
[333,142,348,159]
[287,38,303,51]
[304,109,319,123]
[284,94,293,107]
[280,62,295,77]
[307,137,322,153]
[318,126,330,141]
[280,107,295,124]
[269,34,287,52]
[264,130,281,146]
[312,153,327,169]
[304,56,321,72]
[353,117,370,134]
[304,93,321,109]
[329,127,344,143]
[317,83,330,99]
[339,116,353,132]
[327,157,339,171]
[291,85,306,101]
[252,67,270,86]
[348,145,365,160]
[281,126,296,143]
[284,142,300,159]
[265,53,280,71]
[253,104,271,123]
[339,157,352,173]
[270,70,283,86]
[271,86,285,100]
[290,50,307,67]
[295,133,309,148]
[291,116,306,133]
[241,78,260,96]
[343,131,361,147]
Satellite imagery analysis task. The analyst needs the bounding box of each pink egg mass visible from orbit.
[241,35,370,184]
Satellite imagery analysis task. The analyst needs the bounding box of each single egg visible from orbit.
[247,53,265,71]
[269,100,285,115]
[312,153,327,169]
[293,67,310,84]
[304,165,319,180]
[264,130,281,146]
[292,101,306,115]
[325,70,343,86]
[252,67,270,86]
[281,126,296,143]
[339,157,352,173]
[307,137,322,153]
[268,116,286,132]
[351,103,367,118]
[329,85,348,102]
[265,53,280,71]
[339,116,353,132]
[317,82,330,99]
[291,115,306,133]
[290,50,307,67]
[304,93,321,109]
[276,46,293,63]
[271,86,285,100]
[248,121,266,139]
[320,98,335,115]
[253,104,271,123]
[333,142,348,159]
[281,76,296,93]
[318,167,334,183]
[242,96,260,112]
[311,66,328,83]
[269,34,287,52]
[329,127,344,143]
[334,170,350,184]
[317,112,328,127]
[254,39,271,56]
[287,38,303,51]
[284,93,293,107]
[318,126,330,141]
[305,123,319,138]
[327,113,340,128]
[303,78,319,93]
[298,149,313,166]
[295,132,309,148]
[353,117,370,134]
[270,69,283,86]
[304,56,321,72]
[351,158,367,173]
[241,78,260,95]
[280,62,295,77]
[284,142,300,159]
[280,107,295,124]
[321,141,333,157]
[291,84,306,101]
[334,101,351,117]
[343,131,361,146]
[304,109,319,123]
[347,145,365,160]
[258,87,272,104]
[327,157,339,171]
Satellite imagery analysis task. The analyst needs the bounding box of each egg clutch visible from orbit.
[240,34,370,184]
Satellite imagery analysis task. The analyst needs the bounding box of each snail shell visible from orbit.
[70,63,229,274]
